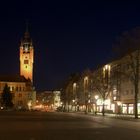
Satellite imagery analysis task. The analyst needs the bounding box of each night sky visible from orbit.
[0,1,140,91]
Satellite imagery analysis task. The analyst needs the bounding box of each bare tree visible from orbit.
[92,66,112,116]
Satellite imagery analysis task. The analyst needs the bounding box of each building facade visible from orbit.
[62,50,140,115]
[0,75,36,110]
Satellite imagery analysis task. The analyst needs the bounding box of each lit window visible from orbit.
[10,86,12,91]
[24,60,28,64]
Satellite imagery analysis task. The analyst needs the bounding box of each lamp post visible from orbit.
[73,82,77,112]
[84,76,88,114]
[95,95,99,115]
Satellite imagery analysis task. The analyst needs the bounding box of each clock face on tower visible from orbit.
[23,43,30,52]
[25,46,28,52]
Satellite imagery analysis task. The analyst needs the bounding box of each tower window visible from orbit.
[24,60,28,64]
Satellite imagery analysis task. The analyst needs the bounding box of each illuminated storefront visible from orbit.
[138,103,140,114]
[122,104,134,114]
[96,98,115,113]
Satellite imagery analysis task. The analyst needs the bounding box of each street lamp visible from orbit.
[72,99,75,103]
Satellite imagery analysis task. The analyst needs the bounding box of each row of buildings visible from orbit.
[61,49,140,115]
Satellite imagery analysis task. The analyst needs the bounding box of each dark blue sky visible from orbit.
[0,1,140,90]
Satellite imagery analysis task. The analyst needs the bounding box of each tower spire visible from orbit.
[26,21,29,33]
[24,21,30,39]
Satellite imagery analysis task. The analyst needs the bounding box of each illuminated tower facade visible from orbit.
[20,29,34,82]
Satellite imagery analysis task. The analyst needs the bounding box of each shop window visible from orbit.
[122,104,127,114]
[128,104,133,114]
[138,103,140,114]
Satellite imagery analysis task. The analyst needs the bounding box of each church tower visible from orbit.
[20,27,34,82]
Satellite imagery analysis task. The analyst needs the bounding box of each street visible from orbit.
[0,111,140,140]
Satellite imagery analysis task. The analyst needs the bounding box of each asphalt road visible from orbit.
[0,111,140,140]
